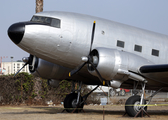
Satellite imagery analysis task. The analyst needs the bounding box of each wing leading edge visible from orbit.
[139,64,168,85]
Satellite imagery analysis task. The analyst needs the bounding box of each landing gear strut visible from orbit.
[64,93,84,113]
[125,95,147,117]
[63,81,99,113]
[125,81,163,117]
[125,81,148,117]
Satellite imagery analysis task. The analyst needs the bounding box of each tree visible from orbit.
[36,0,43,13]
[34,0,43,101]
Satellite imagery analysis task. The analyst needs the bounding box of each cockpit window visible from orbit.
[31,15,61,28]
[51,19,60,28]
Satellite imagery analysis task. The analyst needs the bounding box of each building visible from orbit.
[0,61,29,75]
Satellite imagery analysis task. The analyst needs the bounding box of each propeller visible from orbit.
[90,21,96,52]
[69,21,105,85]
[69,21,96,77]
[14,55,32,77]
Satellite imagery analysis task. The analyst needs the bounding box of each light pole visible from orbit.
[11,57,13,74]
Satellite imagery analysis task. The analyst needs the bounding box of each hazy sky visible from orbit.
[1,0,168,62]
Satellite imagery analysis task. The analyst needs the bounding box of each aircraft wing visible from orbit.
[139,64,168,84]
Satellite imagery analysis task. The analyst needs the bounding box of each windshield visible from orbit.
[31,15,61,28]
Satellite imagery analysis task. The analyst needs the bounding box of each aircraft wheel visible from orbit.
[120,89,126,96]
[125,95,147,117]
[64,93,84,113]
[109,88,116,97]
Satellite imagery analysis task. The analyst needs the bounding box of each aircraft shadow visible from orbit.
[2,106,168,116]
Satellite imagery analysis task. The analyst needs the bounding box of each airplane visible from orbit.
[7,11,168,117]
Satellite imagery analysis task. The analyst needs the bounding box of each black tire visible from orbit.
[64,93,84,113]
[125,95,147,117]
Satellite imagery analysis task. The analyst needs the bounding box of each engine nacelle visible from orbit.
[88,48,153,81]
[28,55,70,80]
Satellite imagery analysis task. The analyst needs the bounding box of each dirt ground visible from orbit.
[0,104,168,120]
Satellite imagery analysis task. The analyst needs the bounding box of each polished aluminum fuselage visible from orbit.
[17,11,168,88]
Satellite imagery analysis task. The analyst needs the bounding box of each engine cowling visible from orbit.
[88,48,153,81]
[28,55,70,80]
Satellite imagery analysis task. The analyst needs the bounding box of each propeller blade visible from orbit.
[88,56,105,85]
[69,62,87,77]
[14,56,31,77]
[14,62,28,77]
[90,21,96,52]
[69,21,96,77]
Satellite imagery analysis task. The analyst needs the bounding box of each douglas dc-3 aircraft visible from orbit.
[8,11,168,117]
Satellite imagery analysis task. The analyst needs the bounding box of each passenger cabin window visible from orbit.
[134,45,142,52]
[117,40,125,48]
[31,15,61,28]
[152,49,159,57]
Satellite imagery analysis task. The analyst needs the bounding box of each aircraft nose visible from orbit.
[8,22,25,44]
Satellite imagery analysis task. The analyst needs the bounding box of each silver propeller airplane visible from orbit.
[8,11,168,117]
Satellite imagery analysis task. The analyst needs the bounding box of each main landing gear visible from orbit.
[124,81,162,117]
[125,95,147,117]
[63,81,99,113]
[64,93,84,113]
[63,80,162,117]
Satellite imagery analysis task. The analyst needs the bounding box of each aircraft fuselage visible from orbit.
[8,11,168,88]
[10,11,168,68]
